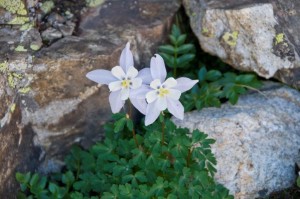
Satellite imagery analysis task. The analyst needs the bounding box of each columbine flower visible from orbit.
[86,42,145,113]
[141,54,198,126]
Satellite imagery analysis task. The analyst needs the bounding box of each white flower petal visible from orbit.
[130,78,142,89]
[173,77,199,92]
[130,84,151,99]
[150,54,167,82]
[156,97,167,111]
[167,89,181,100]
[86,69,117,84]
[111,66,126,80]
[145,102,161,126]
[108,81,122,92]
[150,79,162,89]
[137,68,153,84]
[163,77,177,88]
[119,42,134,72]
[120,88,130,100]
[127,66,138,78]
[130,97,147,115]
[109,90,125,113]
[146,90,158,103]
[167,98,184,120]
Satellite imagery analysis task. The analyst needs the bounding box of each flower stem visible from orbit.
[128,101,139,147]
[160,112,165,146]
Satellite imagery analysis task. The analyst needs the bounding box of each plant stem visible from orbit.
[128,101,139,147]
[160,112,165,146]
[236,84,268,99]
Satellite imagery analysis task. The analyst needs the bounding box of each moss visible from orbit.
[222,31,239,47]
[19,87,31,94]
[10,103,16,113]
[86,0,105,7]
[275,33,284,45]
[15,45,28,52]
[40,1,55,14]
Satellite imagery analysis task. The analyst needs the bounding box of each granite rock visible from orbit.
[183,0,300,89]
[174,82,300,199]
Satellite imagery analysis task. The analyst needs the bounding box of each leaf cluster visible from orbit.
[159,25,196,77]
[16,116,233,199]
[182,67,262,111]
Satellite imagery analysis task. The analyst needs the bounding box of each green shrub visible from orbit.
[16,115,233,199]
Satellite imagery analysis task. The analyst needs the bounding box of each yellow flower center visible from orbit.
[121,79,130,88]
[158,87,169,97]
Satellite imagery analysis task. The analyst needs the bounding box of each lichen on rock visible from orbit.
[222,31,239,47]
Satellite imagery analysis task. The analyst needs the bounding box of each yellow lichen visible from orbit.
[86,0,105,7]
[275,33,284,45]
[40,1,55,14]
[30,44,41,51]
[8,16,30,25]
[20,22,34,31]
[19,87,31,94]
[222,31,239,47]
[0,62,8,73]
[10,103,16,113]
[0,0,27,15]
[15,45,28,52]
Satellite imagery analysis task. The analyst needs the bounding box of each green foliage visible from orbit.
[182,67,262,111]
[159,24,262,111]
[16,116,233,199]
[159,25,196,77]
[297,175,300,188]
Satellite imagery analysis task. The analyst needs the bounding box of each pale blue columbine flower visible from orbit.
[131,54,198,126]
[86,42,147,114]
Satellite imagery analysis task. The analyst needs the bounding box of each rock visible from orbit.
[41,27,63,43]
[0,0,180,197]
[57,21,75,36]
[183,0,300,89]
[173,82,300,199]
[46,12,66,26]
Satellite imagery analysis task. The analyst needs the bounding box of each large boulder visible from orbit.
[183,0,300,89]
[174,82,300,199]
[0,0,180,196]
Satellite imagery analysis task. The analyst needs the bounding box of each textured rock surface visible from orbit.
[0,0,180,197]
[174,82,300,199]
[183,0,300,89]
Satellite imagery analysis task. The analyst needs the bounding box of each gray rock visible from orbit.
[41,27,63,42]
[57,21,75,36]
[173,82,300,199]
[183,0,300,89]
[0,0,180,197]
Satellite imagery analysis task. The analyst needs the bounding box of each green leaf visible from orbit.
[297,176,300,187]
[169,35,177,46]
[177,54,195,68]
[114,118,127,132]
[198,67,207,82]
[159,45,176,54]
[171,24,181,38]
[177,34,187,46]
[29,173,39,187]
[126,119,134,131]
[177,44,194,54]
[206,70,222,81]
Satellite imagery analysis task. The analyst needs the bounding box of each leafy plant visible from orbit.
[159,25,196,77]
[159,24,262,111]
[182,67,262,111]
[16,115,233,199]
